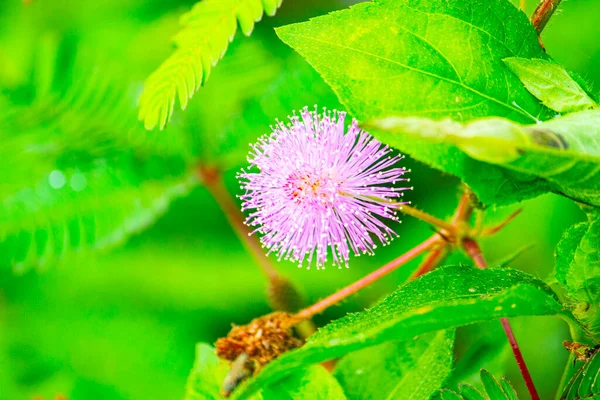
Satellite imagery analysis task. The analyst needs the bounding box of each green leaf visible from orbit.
[458,384,486,400]
[0,53,197,273]
[555,206,600,338]
[262,365,347,400]
[138,0,283,130]
[440,370,520,400]
[184,344,231,400]
[447,321,508,390]
[560,347,600,399]
[276,0,552,125]
[334,329,455,400]
[183,345,346,400]
[181,38,284,170]
[479,370,508,399]
[368,109,600,207]
[232,265,570,399]
[503,57,597,114]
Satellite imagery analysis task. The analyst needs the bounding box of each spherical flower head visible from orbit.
[238,107,410,269]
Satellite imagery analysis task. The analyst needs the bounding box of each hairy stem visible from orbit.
[200,166,279,280]
[482,209,523,236]
[397,204,455,232]
[410,246,448,279]
[532,0,563,34]
[410,190,475,278]
[293,235,440,321]
[463,238,540,400]
[453,190,475,224]
[199,166,313,329]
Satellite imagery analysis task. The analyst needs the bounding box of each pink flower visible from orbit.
[239,107,410,269]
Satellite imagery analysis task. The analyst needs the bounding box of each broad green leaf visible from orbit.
[276,0,552,124]
[369,109,600,207]
[262,365,347,400]
[276,0,558,205]
[138,0,283,130]
[183,345,346,400]
[555,206,600,338]
[232,265,571,399]
[334,329,455,400]
[185,344,231,400]
[503,57,597,113]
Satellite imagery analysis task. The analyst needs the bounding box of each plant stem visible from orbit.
[200,166,279,280]
[453,190,475,224]
[199,166,314,327]
[410,246,448,279]
[410,190,474,278]
[482,209,523,236]
[293,235,440,321]
[532,0,562,34]
[500,318,540,400]
[463,238,540,400]
[397,204,455,232]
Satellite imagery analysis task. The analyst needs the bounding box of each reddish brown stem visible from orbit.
[410,246,448,279]
[500,318,540,400]
[398,205,455,232]
[200,166,279,280]
[482,209,523,236]
[463,238,540,400]
[453,189,475,223]
[294,235,440,321]
[532,0,562,34]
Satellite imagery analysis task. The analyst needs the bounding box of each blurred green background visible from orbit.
[0,0,597,399]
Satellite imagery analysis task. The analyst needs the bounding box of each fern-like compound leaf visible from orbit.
[561,348,600,399]
[138,0,283,131]
[0,51,198,273]
[437,370,520,400]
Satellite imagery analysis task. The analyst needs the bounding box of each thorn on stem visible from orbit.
[482,209,522,236]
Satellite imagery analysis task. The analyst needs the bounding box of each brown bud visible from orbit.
[215,312,303,372]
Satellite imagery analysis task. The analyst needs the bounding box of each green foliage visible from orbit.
[138,0,283,130]
[184,344,231,400]
[3,0,600,399]
[180,37,283,170]
[503,58,598,113]
[232,265,570,399]
[438,370,520,400]
[0,51,197,272]
[0,225,277,400]
[334,329,455,400]
[447,321,509,390]
[368,110,600,207]
[560,347,600,399]
[274,0,574,206]
[218,56,341,170]
[261,365,347,400]
[555,207,600,339]
[184,344,346,400]
[276,0,553,125]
